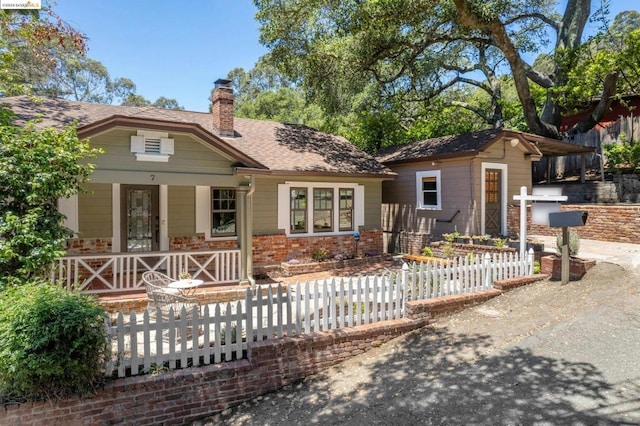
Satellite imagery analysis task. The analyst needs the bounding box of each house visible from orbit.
[1,80,395,293]
[375,129,594,255]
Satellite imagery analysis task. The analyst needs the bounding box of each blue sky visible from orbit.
[55,0,635,113]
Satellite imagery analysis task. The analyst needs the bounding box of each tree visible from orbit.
[0,109,101,288]
[152,96,184,110]
[0,6,86,96]
[255,0,636,139]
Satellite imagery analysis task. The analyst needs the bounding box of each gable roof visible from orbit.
[374,128,594,165]
[1,96,394,178]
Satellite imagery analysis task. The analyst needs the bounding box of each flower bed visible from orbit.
[281,254,387,276]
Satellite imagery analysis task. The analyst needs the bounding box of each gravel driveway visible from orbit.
[195,261,640,425]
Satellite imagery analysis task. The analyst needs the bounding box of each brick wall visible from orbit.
[508,204,640,243]
[0,273,544,425]
[66,238,112,254]
[252,228,383,267]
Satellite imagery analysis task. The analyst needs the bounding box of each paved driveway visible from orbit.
[196,245,640,425]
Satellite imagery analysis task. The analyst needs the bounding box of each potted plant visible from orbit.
[179,270,192,283]
[540,231,595,280]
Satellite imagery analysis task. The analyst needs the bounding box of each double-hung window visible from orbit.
[416,170,442,210]
[290,188,307,233]
[339,189,354,231]
[313,188,333,232]
[278,182,363,235]
[211,188,236,236]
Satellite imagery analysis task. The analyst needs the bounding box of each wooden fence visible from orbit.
[105,250,534,378]
[535,115,640,181]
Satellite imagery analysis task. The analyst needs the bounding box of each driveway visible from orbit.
[196,242,640,425]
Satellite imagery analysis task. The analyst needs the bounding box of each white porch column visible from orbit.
[236,185,251,284]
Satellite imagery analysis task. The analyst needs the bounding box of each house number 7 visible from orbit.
[150,174,155,181]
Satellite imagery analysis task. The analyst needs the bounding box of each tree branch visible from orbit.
[503,13,559,32]
[525,64,554,88]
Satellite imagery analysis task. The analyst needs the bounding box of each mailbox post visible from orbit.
[548,211,588,284]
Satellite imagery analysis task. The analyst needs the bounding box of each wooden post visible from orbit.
[561,226,569,284]
[580,153,586,183]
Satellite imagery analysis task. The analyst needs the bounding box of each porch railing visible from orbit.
[51,249,241,295]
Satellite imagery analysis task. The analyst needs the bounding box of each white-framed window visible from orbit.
[416,170,442,210]
[278,182,364,236]
[130,130,174,162]
[211,188,236,236]
[196,186,238,241]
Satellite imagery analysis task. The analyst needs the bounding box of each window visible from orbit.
[290,188,307,233]
[416,170,441,210]
[277,182,364,235]
[313,188,333,232]
[211,189,236,236]
[339,188,354,231]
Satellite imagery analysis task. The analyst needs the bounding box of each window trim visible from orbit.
[313,188,334,233]
[211,188,237,237]
[290,187,308,234]
[278,182,364,237]
[339,188,354,232]
[416,170,442,210]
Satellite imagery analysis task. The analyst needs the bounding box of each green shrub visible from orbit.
[0,281,108,399]
[312,247,328,262]
[421,246,434,257]
[556,231,580,256]
[534,260,541,274]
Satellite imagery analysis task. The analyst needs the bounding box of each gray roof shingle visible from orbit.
[1,96,393,177]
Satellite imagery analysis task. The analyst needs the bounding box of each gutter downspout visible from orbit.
[245,175,256,287]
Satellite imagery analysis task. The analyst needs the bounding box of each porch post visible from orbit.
[237,185,252,285]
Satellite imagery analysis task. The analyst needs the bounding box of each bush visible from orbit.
[312,247,328,262]
[556,230,580,256]
[421,246,434,257]
[0,281,108,399]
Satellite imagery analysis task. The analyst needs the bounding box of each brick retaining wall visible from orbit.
[508,204,640,243]
[1,273,546,425]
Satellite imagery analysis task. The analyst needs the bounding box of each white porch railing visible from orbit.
[51,249,241,294]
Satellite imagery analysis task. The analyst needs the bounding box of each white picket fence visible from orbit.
[405,250,534,300]
[105,250,533,378]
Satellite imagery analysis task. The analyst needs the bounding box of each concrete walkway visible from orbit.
[532,234,640,272]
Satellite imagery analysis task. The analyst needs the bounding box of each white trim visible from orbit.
[159,185,169,251]
[135,153,170,162]
[416,170,442,210]
[112,184,120,253]
[481,162,508,235]
[278,182,364,236]
[195,185,240,242]
[57,195,78,235]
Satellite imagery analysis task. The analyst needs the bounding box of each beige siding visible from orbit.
[78,183,112,238]
[168,186,195,237]
[88,129,235,175]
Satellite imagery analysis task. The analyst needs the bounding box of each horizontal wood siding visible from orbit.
[78,183,112,238]
[168,186,195,237]
[478,139,533,200]
[382,160,477,237]
[88,129,235,175]
[252,177,279,234]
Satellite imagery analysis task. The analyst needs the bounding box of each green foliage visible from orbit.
[533,260,541,274]
[421,246,434,257]
[0,113,101,288]
[556,231,580,256]
[311,247,328,262]
[603,134,640,172]
[493,238,508,249]
[0,281,108,399]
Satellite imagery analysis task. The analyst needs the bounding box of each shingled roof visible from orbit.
[375,128,594,165]
[1,96,394,178]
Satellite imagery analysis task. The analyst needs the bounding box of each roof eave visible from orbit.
[77,115,268,170]
[235,167,397,180]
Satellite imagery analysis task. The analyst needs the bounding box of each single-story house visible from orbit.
[2,80,395,292]
[375,129,594,254]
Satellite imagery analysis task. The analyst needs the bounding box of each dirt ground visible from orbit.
[194,261,640,425]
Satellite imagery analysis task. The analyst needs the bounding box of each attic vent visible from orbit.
[130,131,174,162]
[144,138,161,154]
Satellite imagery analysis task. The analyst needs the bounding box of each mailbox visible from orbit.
[548,211,588,228]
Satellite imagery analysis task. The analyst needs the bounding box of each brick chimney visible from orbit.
[212,78,234,137]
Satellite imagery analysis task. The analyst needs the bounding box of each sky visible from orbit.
[54,0,636,113]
